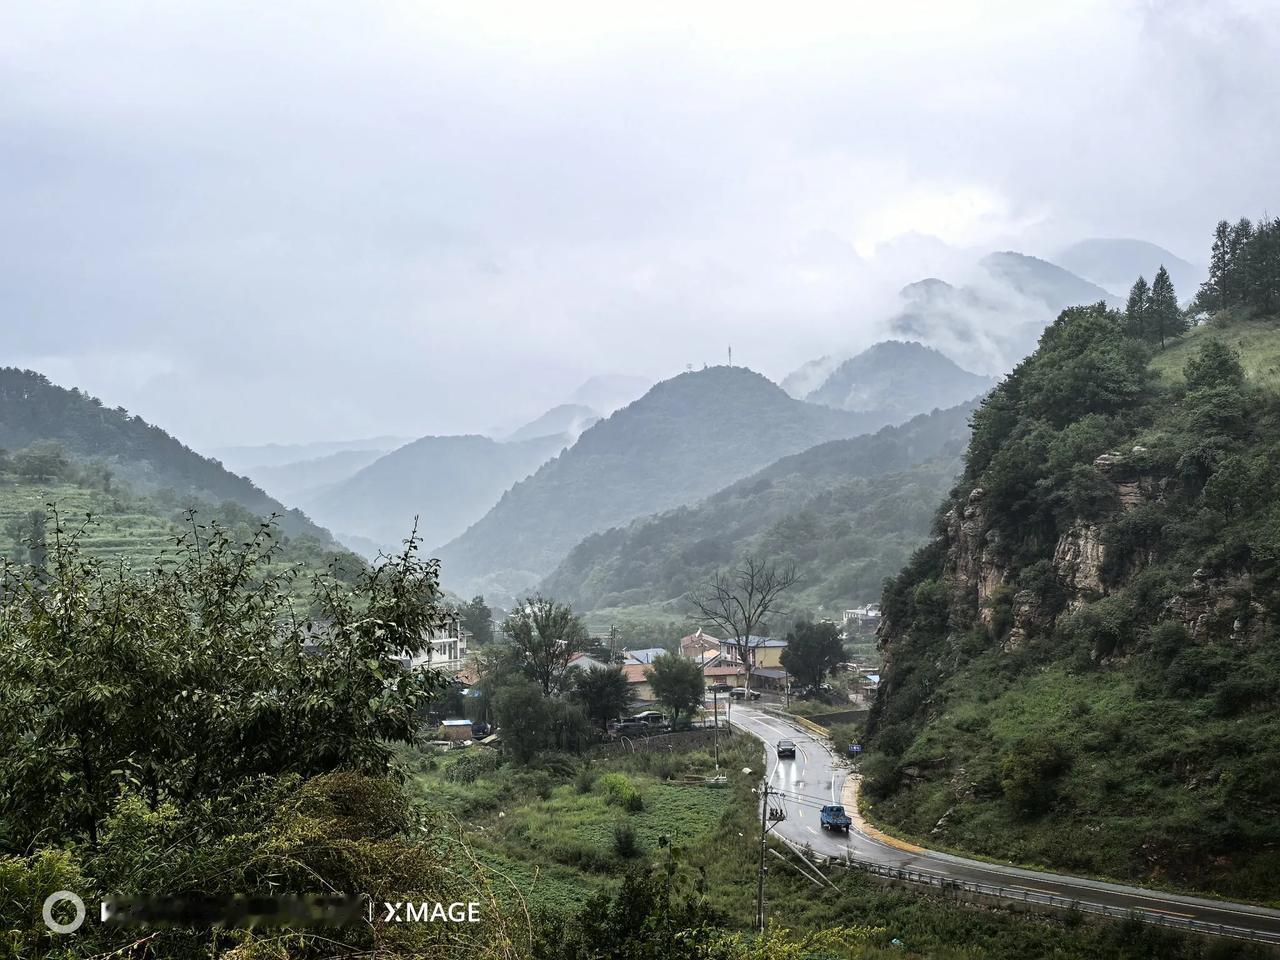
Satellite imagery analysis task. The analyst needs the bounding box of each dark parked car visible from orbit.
[776,739,797,758]
[609,718,652,737]
[708,682,733,694]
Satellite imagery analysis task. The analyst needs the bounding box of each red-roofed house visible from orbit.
[680,629,720,660]
[621,662,655,701]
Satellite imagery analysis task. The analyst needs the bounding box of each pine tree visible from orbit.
[1205,220,1232,310]
[1226,218,1254,308]
[1148,266,1184,347]
[1124,275,1150,340]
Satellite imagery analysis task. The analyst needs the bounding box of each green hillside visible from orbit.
[0,368,336,543]
[0,462,360,586]
[864,287,1280,904]
[435,366,899,601]
[542,402,975,615]
[1151,316,1280,390]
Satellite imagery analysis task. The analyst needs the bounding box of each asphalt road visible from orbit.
[730,706,1280,944]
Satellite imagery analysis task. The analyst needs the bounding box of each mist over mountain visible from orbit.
[211,436,409,473]
[778,355,841,399]
[566,374,651,415]
[249,448,389,502]
[803,341,994,417]
[435,365,904,601]
[504,404,600,443]
[1054,238,1203,300]
[885,250,1120,376]
[304,432,569,555]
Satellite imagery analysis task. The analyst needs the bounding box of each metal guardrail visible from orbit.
[807,847,1280,946]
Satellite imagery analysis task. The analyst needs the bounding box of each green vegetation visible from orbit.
[438,366,914,602]
[543,402,973,615]
[0,446,361,585]
[0,367,334,542]
[779,619,844,688]
[0,524,532,958]
[867,221,1280,903]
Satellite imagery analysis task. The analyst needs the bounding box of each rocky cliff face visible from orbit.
[918,447,1169,649]
[893,443,1274,655]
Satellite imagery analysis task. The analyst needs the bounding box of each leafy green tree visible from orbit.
[779,619,844,688]
[646,653,704,724]
[13,440,70,482]
[572,664,633,732]
[0,515,447,849]
[491,679,555,762]
[501,594,588,695]
[1123,275,1149,339]
[1147,265,1185,346]
[460,594,494,645]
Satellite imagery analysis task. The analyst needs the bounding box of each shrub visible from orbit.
[1000,737,1068,816]
[613,820,640,858]
[444,749,500,785]
[597,773,644,812]
[574,765,598,794]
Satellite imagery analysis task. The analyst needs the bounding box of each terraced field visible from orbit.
[0,479,180,567]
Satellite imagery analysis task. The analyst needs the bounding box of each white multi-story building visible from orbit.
[402,614,469,675]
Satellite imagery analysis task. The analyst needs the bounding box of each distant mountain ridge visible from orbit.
[304,432,570,556]
[1054,238,1202,299]
[435,365,908,601]
[505,404,600,442]
[0,367,336,543]
[886,250,1120,376]
[541,401,976,613]
[803,341,994,417]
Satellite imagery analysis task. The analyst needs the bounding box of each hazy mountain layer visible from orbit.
[306,433,570,553]
[542,402,975,613]
[435,366,902,601]
[804,341,994,416]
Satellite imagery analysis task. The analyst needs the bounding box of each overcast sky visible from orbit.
[2,1,1277,447]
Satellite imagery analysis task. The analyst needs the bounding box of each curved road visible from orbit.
[731,706,1280,944]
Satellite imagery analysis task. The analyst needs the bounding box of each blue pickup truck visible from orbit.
[819,804,852,832]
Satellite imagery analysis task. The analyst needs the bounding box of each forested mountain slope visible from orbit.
[436,366,900,601]
[0,368,334,542]
[542,402,975,614]
[865,276,1280,901]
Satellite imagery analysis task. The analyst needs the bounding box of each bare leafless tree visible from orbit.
[687,557,799,693]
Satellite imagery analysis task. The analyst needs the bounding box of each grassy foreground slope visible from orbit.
[865,308,1280,904]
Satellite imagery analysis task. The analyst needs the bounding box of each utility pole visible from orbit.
[756,781,769,931]
[712,689,719,766]
[756,781,786,931]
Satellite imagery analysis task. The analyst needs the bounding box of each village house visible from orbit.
[622,647,667,665]
[565,651,611,672]
[717,635,787,670]
[399,612,470,676]
[622,662,656,703]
